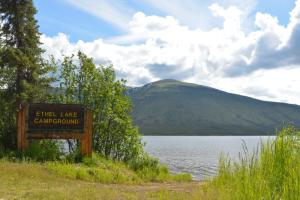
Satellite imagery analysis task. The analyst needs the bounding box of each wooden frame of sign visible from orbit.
[17,103,92,156]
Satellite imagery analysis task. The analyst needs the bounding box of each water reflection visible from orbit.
[143,136,275,180]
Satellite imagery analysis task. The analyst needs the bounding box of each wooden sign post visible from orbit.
[17,104,92,156]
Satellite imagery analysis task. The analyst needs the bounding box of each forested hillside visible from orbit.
[128,79,300,135]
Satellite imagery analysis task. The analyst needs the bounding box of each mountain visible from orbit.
[127,79,300,135]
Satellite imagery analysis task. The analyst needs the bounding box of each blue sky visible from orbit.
[34,0,163,42]
[36,0,300,105]
[34,0,295,42]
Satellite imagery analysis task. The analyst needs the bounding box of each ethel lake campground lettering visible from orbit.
[28,104,85,132]
[33,111,79,125]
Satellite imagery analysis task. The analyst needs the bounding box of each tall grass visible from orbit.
[46,153,191,184]
[127,154,191,182]
[46,154,142,184]
[210,126,300,200]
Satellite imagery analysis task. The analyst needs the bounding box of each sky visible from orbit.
[34,0,300,105]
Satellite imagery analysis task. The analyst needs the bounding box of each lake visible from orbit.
[143,136,275,180]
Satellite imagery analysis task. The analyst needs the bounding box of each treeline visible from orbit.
[0,0,143,162]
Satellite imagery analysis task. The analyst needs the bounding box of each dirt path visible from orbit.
[116,181,204,193]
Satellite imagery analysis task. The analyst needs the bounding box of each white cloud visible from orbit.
[139,0,257,30]
[198,66,300,104]
[41,1,300,105]
[210,3,242,32]
[64,0,134,30]
[216,0,257,15]
[138,0,210,29]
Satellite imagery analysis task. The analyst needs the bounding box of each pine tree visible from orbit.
[0,0,54,149]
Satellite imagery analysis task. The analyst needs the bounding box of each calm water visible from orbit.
[143,136,275,180]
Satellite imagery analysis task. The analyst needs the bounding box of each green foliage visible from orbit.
[210,126,300,200]
[0,143,4,158]
[128,154,162,181]
[0,0,56,149]
[0,0,55,103]
[128,154,160,171]
[46,159,142,184]
[53,52,144,162]
[45,153,190,184]
[128,154,192,182]
[46,154,144,184]
[0,94,15,149]
[23,140,63,162]
[0,140,63,162]
[1,148,190,183]
[172,173,192,182]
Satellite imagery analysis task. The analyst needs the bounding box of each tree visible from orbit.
[0,0,54,149]
[57,52,144,161]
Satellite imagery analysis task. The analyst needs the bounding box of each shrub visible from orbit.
[128,154,159,171]
[23,140,63,162]
[128,153,192,182]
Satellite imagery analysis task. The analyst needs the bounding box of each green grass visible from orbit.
[208,126,300,200]
[0,153,191,185]
[45,154,142,184]
[2,127,298,199]
[0,161,137,199]
[46,162,141,184]
[0,145,194,199]
[127,154,191,182]
[0,158,197,200]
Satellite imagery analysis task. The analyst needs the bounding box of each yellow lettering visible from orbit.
[39,112,57,117]
[31,110,81,128]
[35,111,40,117]
[63,112,78,118]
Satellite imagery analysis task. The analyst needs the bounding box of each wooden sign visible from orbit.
[17,103,92,156]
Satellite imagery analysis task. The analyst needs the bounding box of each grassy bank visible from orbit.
[0,159,198,200]
[46,154,191,184]
[153,126,300,200]
[0,153,191,184]
[1,127,299,199]
[207,126,300,200]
